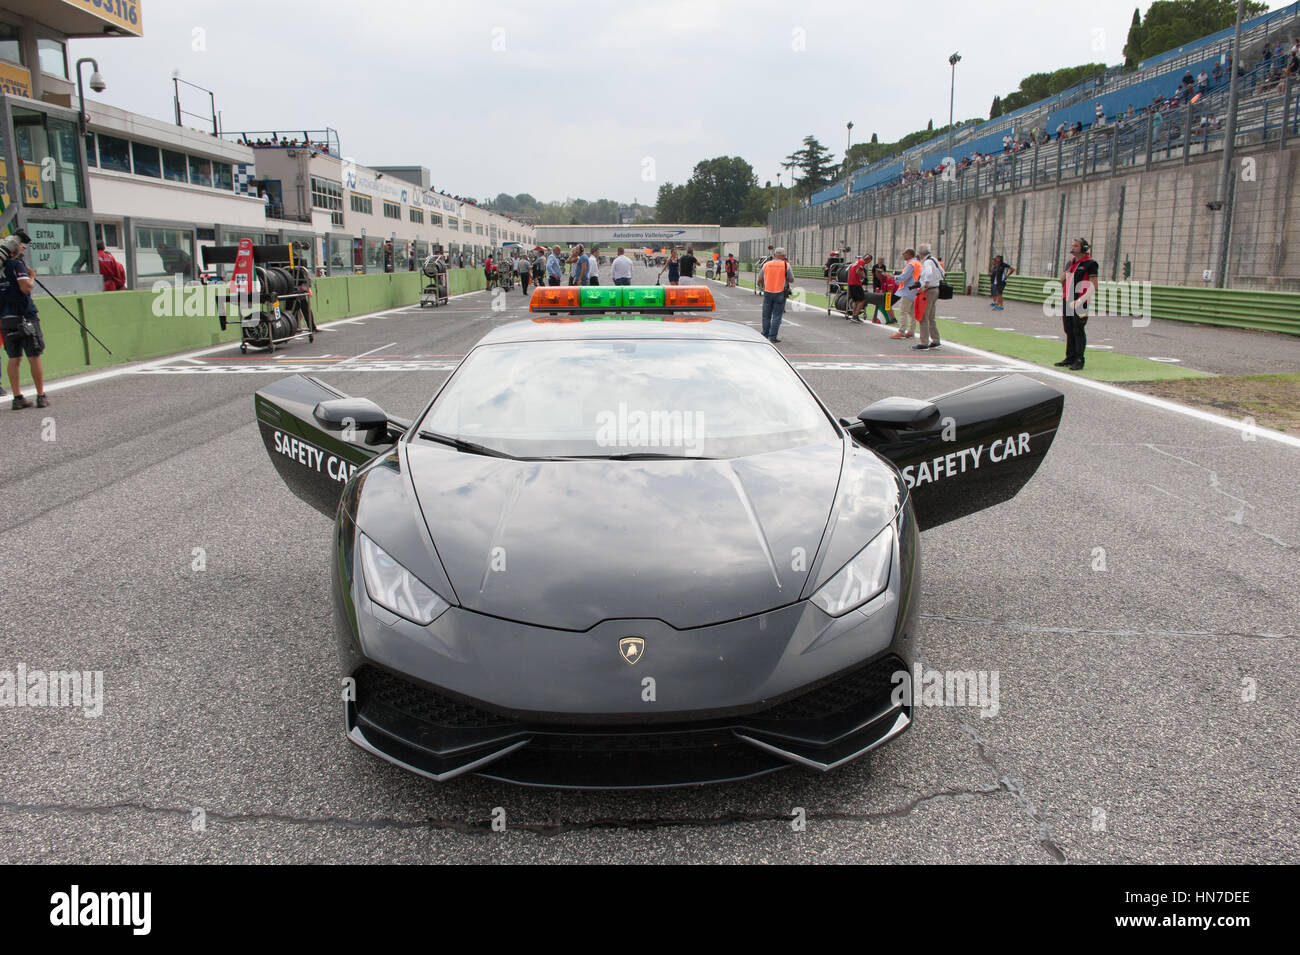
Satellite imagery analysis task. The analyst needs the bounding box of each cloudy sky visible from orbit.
[69,0,1293,204]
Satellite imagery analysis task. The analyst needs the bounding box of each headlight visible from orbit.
[359,533,450,625]
[810,524,895,617]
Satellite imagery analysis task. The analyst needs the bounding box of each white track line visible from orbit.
[39,291,483,395]
[870,320,1300,450]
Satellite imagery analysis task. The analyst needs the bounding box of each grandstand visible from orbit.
[809,0,1300,209]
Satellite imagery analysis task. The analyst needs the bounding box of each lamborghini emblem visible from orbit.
[619,637,646,665]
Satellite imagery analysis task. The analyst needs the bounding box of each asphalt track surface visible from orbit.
[2,262,1296,864]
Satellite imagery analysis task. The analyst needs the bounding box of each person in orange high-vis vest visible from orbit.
[890,250,921,339]
[760,247,794,343]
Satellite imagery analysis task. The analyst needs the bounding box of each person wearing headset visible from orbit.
[1057,238,1098,371]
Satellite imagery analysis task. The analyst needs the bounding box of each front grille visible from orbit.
[759,655,905,722]
[355,666,512,729]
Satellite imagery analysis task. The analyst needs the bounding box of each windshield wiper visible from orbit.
[416,430,518,459]
[554,452,718,460]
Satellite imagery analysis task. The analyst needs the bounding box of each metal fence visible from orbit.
[771,70,1299,258]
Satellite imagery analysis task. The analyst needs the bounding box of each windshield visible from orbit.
[416,337,839,459]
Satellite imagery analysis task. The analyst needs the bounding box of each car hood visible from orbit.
[404,441,895,630]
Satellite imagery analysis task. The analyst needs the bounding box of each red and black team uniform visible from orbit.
[1060,249,1099,369]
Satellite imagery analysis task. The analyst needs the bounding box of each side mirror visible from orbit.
[856,397,942,431]
[314,397,391,444]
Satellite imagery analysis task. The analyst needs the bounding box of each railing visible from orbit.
[773,68,1298,236]
[222,127,341,155]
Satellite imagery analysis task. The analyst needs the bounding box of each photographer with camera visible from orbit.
[0,231,48,410]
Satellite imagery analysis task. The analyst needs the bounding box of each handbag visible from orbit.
[938,281,954,300]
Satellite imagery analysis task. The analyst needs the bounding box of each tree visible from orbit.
[1123,8,1145,68]
[927,118,934,131]
[1136,1,1266,61]
[781,135,837,201]
[870,132,878,144]
[654,182,689,223]
[681,156,758,227]
[990,94,1003,119]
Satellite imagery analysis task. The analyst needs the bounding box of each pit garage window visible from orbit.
[213,162,233,191]
[327,235,351,275]
[24,221,92,276]
[37,38,67,78]
[135,227,195,281]
[0,23,19,65]
[97,134,131,173]
[364,236,384,271]
[94,223,120,248]
[162,149,188,183]
[351,194,372,215]
[447,217,457,230]
[429,213,442,228]
[13,108,86,208]
[84,133,97,167]
[383,201,401,219]
[188,156,211,187]
[132,142,161,178]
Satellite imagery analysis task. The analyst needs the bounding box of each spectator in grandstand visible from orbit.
[989,254,1014,310]
[97,241,125,291]
[611,248,634,286]
[1196,69,1209,94]
[1056,238,1097,372]
[1212,61,1224,87]
[1095,101,1105,125]
[1181,69,1195,94]
[890,249,921,340]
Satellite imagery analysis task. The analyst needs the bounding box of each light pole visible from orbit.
[75,58,106,137]
[942,52,961,261]
[846,121,854,158]
[1209,0,1245,289]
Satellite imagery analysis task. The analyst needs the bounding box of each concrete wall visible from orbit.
[772,142,1300,292]
[16,269,488,388]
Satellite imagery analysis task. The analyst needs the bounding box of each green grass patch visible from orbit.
[1125,373,1300,433]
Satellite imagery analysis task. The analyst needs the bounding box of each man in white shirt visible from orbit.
[913,242,944,350]
[610,247,634,286]
[587,247,601,285]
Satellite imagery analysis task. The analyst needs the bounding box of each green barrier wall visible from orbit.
[973,273,1300,335]
[17,268,489,389]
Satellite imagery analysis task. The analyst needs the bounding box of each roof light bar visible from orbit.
[529,284,714,315]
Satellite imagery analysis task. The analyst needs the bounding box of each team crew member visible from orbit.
[760,246,794,343]
[1056,238,1098,371]
[0,232,48,410]
[97,241,126,291]
[724,253,737,286]
[845,252,872,322]
[913,243,944,350]
[515,254,531,295]
[567,245,588,285]
[587,247,601,285]
[870,263,898,324]
[531,251,546,287]
[989,254,1015,310]
[890,249,921,340]
[484,254,497,289]
[678,246,698,282]
[546,245,563,286]
[611,247,634,285]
